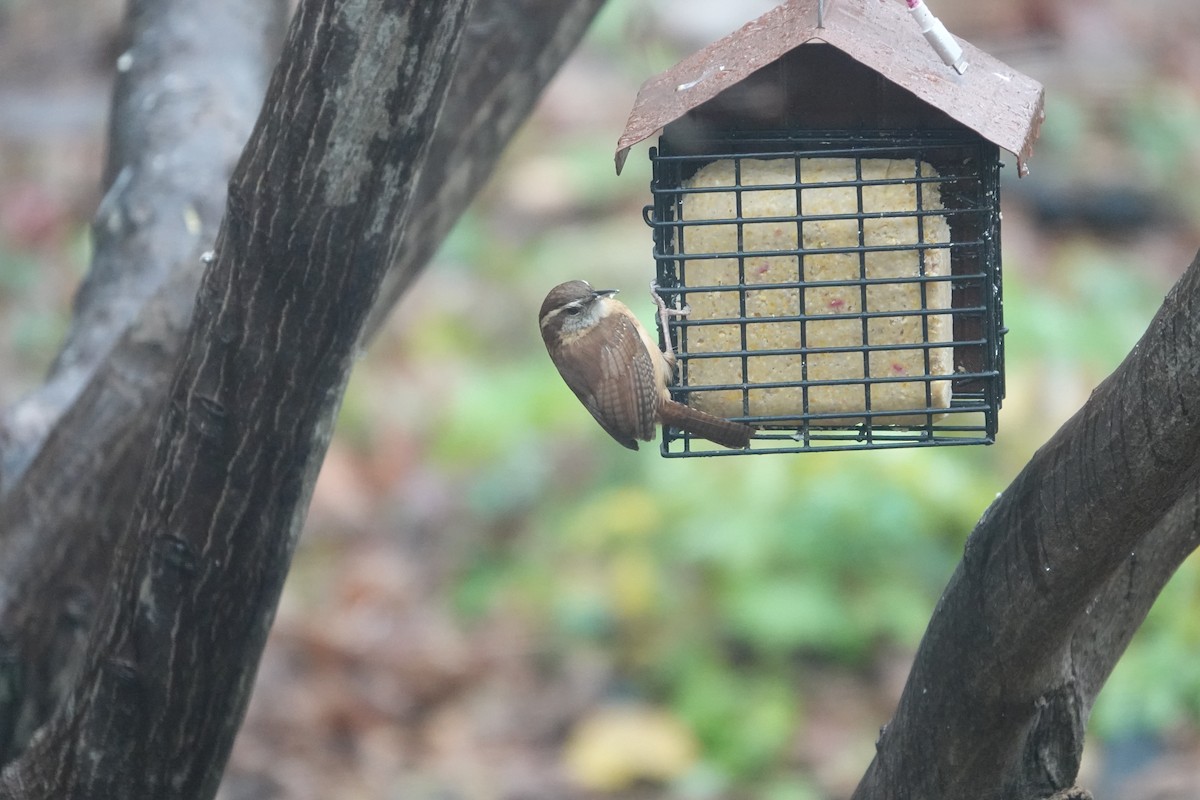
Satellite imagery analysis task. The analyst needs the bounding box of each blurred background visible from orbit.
[2,0,1199,798]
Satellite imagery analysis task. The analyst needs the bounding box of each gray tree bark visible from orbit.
[0,0,474,795]
[0,0,290,763]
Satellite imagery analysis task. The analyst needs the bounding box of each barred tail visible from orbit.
[659,400,754,450]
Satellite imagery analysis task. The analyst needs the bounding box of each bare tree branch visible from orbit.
[0,0,288,492]
[361,0,608,340]
[854,250,1200,800]
[1069,479,1200,706]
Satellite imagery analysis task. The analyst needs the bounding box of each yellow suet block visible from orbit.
[678,157,954,426]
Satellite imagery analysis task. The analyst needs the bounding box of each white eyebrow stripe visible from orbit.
[541,302,580,328]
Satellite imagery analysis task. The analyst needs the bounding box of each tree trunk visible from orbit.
[0,0,475,795]
[0,0,290,764]
[0,0,604,792]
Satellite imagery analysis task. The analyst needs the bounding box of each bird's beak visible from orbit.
[593,288,619,298]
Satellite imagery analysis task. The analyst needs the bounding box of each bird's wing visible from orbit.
[559,314,659,449]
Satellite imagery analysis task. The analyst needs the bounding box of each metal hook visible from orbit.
[817,0,825,28]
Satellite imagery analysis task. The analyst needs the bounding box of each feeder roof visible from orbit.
[615,0,1045,176]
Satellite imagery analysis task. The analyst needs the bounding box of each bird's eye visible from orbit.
[564,305,582,316]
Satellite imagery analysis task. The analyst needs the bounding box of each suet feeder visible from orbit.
[615,0,1044,456]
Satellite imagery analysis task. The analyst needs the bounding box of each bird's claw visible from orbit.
[649,280,690,317]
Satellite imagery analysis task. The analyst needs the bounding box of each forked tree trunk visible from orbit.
[0,0,606,794]
[0,1,474,795]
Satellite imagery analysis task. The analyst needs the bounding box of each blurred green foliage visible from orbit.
[377,46,1200,782]
[350,57,1193,783]
[408,216,1181,790]
[1124,83,1200,215]
[0,235,82,393]
[1005,242,1169,371]
[1092,556,1200,738]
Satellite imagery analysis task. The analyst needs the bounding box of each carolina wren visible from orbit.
[538,280,754,450]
